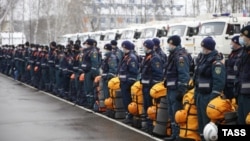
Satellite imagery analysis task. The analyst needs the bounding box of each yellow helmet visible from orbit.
[147,105,157,120]
[104,97,113,109]
[246,112,250,124]
[128,102,138,115]
[206,96,234,120]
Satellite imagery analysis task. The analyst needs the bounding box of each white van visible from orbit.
[117,27,143,50]
[167,21,200,54]
[78,32,91,44]
[193,15,250,57]
[98,29,124,57]
[89,31,105,46]
[57,33,78,46]
[135,25,168,56]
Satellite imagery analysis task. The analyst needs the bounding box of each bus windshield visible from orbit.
[198,22,226,36]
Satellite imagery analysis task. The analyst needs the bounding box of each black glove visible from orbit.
[176,91,185,102]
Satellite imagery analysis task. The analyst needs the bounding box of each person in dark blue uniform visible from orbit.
[118,40,140,124]
[101,43,118,99]
[164,35,191,141]
[54,45,64,95]
[70,44,81,102]
[111,40,124,65]
[237,25,250,124]
[39,46,49,91]
[81,39,101,108]
[23,42,31,83]
[194,37,225,140]
[60,46,74,99]
[224,35,243,99]
[47,41,57,92]
[140,39,164,133]
[152,38,167,68]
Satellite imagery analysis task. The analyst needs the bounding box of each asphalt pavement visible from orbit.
[0,73,163,141]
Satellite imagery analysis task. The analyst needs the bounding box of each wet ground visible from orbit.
[0,74,163,141]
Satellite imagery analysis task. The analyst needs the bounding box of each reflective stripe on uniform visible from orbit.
[141,79,150,84]
[91,67,97,70]
[108,73,116,76]
[198,83,209,88]
[48,60,54,63]
[152,80,161,83]
[119,75,126,78]
[167,81,175,86]
[227,75,236,79]
[212,90,221,94]
[241,83,250,89]
[128,78,136,81]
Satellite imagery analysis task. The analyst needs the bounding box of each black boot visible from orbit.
[122,112,133,124]
[163,136,176,141]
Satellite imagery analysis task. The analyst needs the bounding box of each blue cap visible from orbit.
[84,38,95,46]
[201,37,216,50]
[167,35,181,46]
[143,39,155,49]
[110,40,117,46]
[122,40,132,50]
[104,43,112,51]
[231,35,240,45]
[152,38,160,46]
[240,25,250,38]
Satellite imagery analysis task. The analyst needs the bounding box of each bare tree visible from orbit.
[0,0,11,27]
[40,0,53,42]
[192,0,200,17]
[0,0,18,31]
[33,0,40,43]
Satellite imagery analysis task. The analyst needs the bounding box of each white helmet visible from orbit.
[203,122,218,141]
